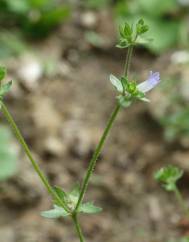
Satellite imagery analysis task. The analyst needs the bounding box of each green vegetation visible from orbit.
[0,0,70,38]
[155,165,189,218]
[84,0,189,54]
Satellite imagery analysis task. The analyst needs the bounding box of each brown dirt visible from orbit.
[0,11,188,242]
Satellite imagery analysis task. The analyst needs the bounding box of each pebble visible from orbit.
[80,11,97,29]
[17,54,43,91]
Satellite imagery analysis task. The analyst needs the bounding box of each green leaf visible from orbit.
[54,186,67,200]
[79,202,102,214]
[116,40,130,49]
[139,25,149,34]
[53,186,67,206]
[138,19,144,25]
[117,16,179,54]
[0,81,12,97]
[110,74,123,93]
[41,205,69,219]
[155,165,183,191]
[0,67,6,81]
[119,25,126,39]
[136,19,149,35]
[123,22,133,38]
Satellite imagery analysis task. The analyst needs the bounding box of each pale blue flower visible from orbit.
[137,71,160,93]
[110,71,160,94]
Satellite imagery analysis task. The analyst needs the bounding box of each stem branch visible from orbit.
[75,103,120,211]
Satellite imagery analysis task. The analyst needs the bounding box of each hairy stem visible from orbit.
[72,213,85,242]
[1,102,69,213]
[75,103,120,211]
[123,46,133,76]
[75,45,134,213]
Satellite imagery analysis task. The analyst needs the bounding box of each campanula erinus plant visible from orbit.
[0,19,160,242]
[155,165,189,218]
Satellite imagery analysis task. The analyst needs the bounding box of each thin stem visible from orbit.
[1,102,69,213]
[75,103,121,212]
[174,186,189,218]
[75,44,134,213]
[123,46,133,76]
[72,213,85,242]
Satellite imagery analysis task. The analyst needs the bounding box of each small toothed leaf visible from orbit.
[116,40,130,49]
[54,186,67,200]
[41,205,69,219]
[119,25,126,39]
[123,23,133,39]
[155,165,183,184]
[53,186,67,206]
[155,165,183,191]
[79,202,102,214]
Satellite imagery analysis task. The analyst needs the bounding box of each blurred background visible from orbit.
[0,0,189,242]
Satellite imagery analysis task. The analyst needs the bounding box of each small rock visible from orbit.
[17,54,43,91]
[44,136,65,157]
[171,51,189,64]
[30,96,62,134]
[62,120,101,158]
[80,11,98,29]
[147,195,163,222]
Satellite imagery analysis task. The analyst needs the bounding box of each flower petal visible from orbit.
[110,74,123,93]
[137,71,160,93]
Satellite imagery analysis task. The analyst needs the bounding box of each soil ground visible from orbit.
[0,10,188,242]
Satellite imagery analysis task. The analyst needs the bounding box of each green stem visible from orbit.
[75,103,121,211]
[75,44,134,213]
[1,102,69,213]
[123,46,133,76]
[72,213,85,242]
[174,186,189,218]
